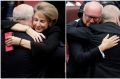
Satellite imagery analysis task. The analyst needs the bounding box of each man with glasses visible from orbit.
[67,2,119,78]
[84,13,101,23]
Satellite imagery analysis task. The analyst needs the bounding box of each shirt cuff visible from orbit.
[98,47,105,58]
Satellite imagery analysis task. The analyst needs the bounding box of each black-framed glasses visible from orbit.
[84,13,101,21]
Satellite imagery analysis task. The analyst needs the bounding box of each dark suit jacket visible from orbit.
[1,20,64,78]
[29,25,64,78]
[67,19,103,78]
[89,22,120,78]
[67,22,120,77]
[1,31,37,78]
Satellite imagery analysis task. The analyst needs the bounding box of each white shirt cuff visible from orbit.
[98,47,105,58]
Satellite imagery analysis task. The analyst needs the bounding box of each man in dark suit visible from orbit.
[67,4,120,77]
[89,5,120,78]
[67,2,103,78]
[67,2,119,78]
[1,4,38,78]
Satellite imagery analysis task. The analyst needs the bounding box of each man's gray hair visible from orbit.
[13,4,34,21]
[102,5,120,23]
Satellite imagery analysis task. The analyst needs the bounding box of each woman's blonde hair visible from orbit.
[34,2,58,26]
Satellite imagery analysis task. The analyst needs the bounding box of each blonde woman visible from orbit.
[4,2,63,77]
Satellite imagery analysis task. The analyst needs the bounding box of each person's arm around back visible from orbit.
[69,34,120,64]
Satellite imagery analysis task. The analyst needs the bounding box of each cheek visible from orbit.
[83,15,89,24]
[85,19,92,26]
[33,20,38,24]
[42,23,49,29]
[32,22,37,29]
[45,23,49,29]
[84,18,90,25]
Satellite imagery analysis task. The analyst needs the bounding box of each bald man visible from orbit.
[67,2,119,78]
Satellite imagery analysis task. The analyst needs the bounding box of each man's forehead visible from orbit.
[84,2,102,13]
[84,7,102,17]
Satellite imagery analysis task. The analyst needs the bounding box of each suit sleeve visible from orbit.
[1,20,17,30]
[31,28,61,56]
[67,23,91,42]
[69,42,103,64]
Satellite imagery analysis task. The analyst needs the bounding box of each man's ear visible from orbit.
[118,16,120,26]
[116,16,120,26]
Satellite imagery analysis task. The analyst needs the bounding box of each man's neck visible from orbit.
[19,20,31,27]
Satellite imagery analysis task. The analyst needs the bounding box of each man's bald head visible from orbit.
[83,2,103,26]
[84,2,103,17]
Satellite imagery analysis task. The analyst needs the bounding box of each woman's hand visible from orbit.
[99,34,120,52]
[11,23,46,42]
[5,36,31,49]
[5,36,21,46]
[26,27,46,42]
